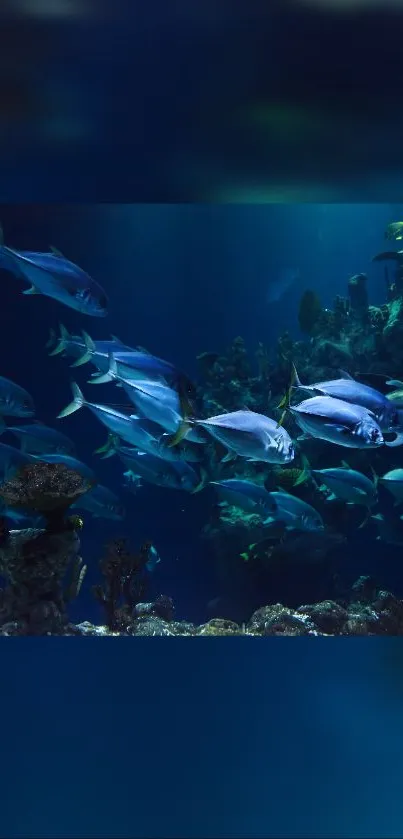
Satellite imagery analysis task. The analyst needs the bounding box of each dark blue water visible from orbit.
[4,205,403,839]
[2,203,403,625]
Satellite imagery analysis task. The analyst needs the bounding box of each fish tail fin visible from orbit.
[48,323,70,356]
[87,351,118,384]
[45,328,57,351]
[166,419,194,448]
[293,453,311,486]
[277,362,299,411]
[94,433,119,459]
[57,382,85,418]
[191,466,209,494]
[70,330,95,368]
[369,465,379,487]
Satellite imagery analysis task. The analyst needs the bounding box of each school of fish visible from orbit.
[1,228,403,568]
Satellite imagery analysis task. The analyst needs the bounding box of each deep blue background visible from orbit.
[1,203,403,625]
[2,205,403,839]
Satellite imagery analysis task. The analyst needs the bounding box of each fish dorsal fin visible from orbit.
[49,245,65,258]
[341,460,350,468]
[339,369,354,380]
[135,345,151,354]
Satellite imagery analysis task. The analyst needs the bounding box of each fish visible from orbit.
[0,443,34,482]
[386,390,403,410]
[57,382,162,453]
[371,512,403,546]
[251,530,346,567]
[145,544,161,573]
[311,464,378,508]
[47,325,131,365]
[37,453,97,484]
[291,366,400,433]
[0,376,35,418]
[121,449,206,493]
[211,479,278,518]
[92,354,205,444]
[265,491,324,532]
[289,396,384,449]
[170,409,295,464]
[266,268,300,303]
[385,222,403,241]
[379,469,403,505]
[7,423,76,455]
[0,231,108,316]
[72,485,125,520]
[0,505,45,529]
[153,433,205,463]
[87,348,197,415]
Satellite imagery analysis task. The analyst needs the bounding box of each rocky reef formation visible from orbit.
[9,575,401,637]
[0,461,90,634]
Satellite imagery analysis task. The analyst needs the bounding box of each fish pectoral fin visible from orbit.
[22,285,42,295]
[325,493,337,501]
[221,451,237,463]
[324,423,350,433]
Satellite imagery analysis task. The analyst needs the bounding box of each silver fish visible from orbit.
[293,366,399,434]
[179,410,294,464]
[290,396,384,449]
[0,232,108,317]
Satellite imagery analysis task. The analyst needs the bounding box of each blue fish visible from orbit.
[145,544,161,573]
[92,354,205,444]
[0,507,45,529]
[0,375,35,419]
[0,443,34,481]
[266,268,300,303]
[121,449,205,492]
[211,479,277,517]
[265,491,324,532]
[290,396,384,449]
[8,423,76,455]
[47,325,131,366]
[57,382,162,452]
[0,231,108,316]
[73,485,125,520]
[311,465,377,507]
[87,349,197,414]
